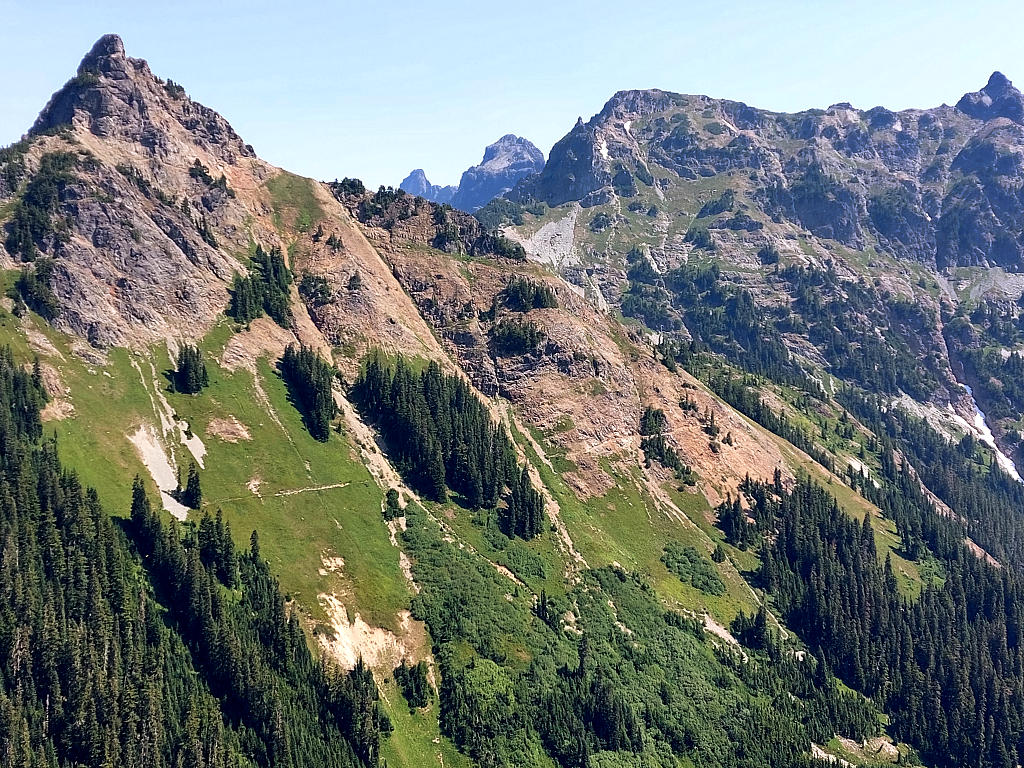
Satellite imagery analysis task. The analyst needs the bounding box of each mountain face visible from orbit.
[399,168,456,204]
[400,134,544,212]
[7,34,1024,768]
[508,77,1024,269]
[495,76,1024,466]
[451,134,545,211]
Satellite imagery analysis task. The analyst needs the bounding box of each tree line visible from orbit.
[351,354,544,538]
[229,245,293,326]
[280,343,336,441]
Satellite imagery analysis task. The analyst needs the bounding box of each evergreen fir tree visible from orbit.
[182,461,202,509]
[174,343,209,394]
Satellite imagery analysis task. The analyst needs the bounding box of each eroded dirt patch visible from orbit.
[208,415,252,442]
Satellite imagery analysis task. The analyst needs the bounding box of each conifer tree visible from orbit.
[182,461,202,509]
[174,343,209,394]
[279,343,336,441]
[351,352,545,537]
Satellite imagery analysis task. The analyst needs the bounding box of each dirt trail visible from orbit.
[275,482,349,497]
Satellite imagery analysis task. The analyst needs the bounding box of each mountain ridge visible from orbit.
[5,33,1024,768]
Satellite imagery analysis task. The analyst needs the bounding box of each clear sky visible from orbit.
[1,0,1023,188]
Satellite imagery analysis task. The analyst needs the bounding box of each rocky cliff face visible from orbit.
[509,76,1024,270]
[4,35,763,506]
[400,134,544,213]
[451,134,545,212]
[0,34,442,364]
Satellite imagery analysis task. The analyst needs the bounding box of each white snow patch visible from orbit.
[128,424,190,521]
[598,138,610,161]
[948,384,1022,482]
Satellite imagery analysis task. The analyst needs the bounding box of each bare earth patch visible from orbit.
[317,594,428,672]
[220,316,296,372]
[208,415,252,442]
[38,363,75,421]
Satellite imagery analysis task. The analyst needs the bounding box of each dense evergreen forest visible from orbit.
[622,250,1024,768]
[351,354,544,538]
[229,245,293,326]
[0,346,388,767]
[279,343,336,441]
[677,339,1024,768]
[735,467,1024,768]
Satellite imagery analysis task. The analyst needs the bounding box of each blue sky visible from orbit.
[1,0,1023,188]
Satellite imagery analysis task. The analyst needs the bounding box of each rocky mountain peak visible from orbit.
[402,135,544,212]
[400,169,432,195]
[477,134,544,172]
[987,71,1012,90]
[399,169,456,204]
[31,34,254,164]
[599,88,678,120]
[77,33,131,77]
[451,134,544,212]
[957,71,1024,122]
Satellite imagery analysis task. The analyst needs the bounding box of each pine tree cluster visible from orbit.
[279,343,336,441]
[11,258,60,319]
[393,660,430,710]
[174,461,203,509]
[500,276,558,312]
[741,468,1024,768]
[491,318,545,356]
[352,354,544,538]
[174,343,209,394]
[0,343,388,768]
[229,245,293,326]
[638,407,697,485]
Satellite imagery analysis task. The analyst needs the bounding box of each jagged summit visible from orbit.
[956,70,1024,122]
[450,134,544,212]
[401,134,544,212]
[77,33,130,76]
[31,34,254,162]
[399,168,456,204]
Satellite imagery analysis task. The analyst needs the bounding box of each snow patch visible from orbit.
[128,424,190,521]
[950,384,1022,482]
